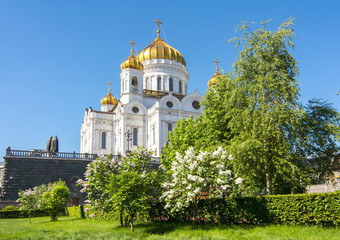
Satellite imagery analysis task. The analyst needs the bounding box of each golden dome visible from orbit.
[208,59,222,87]
[101,92,117,105]
[120,55,143,70]
[120,40,143,71]
[136,35,186,66]
[208,72,222,87]
[101,83,117,105]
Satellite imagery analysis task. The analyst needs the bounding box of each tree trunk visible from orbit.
[120,210,123,226]
[130,215,134,232]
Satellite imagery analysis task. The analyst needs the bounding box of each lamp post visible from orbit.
[125,129,132,154]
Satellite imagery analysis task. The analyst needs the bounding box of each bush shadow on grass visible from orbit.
[136,221,184,235]
[31,217,85,224]
[134,221,260,235]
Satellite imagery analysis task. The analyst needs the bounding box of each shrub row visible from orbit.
[0,209,50,219]
[66,205,85,219]
[148,192,340,226]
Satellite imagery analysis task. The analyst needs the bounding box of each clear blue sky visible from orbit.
[0,0,339,159]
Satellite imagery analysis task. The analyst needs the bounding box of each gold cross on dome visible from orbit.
[214,59,220,72]
[128,40,136,55]
[108,81,112,93]
[154,18,163,35]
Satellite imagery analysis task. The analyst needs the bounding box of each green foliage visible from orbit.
[0,209,50,218]
[161,116,203,170]
[17,180,70,221]
[222,18,308,194]
[17,183,49,210]
[78,147,162,232]
[67,206,85,219]
[150,192,340,226]
[42,180,70,221]
[300,99,340,182]
[1,205,19,211]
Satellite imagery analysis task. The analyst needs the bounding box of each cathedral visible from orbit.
[80,20,206,157]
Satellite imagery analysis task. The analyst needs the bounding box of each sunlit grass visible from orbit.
[0,216,339,239]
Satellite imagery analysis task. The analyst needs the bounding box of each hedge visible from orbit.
[0,209,50,219]
[67,205,85,219]
[148,192,340,226]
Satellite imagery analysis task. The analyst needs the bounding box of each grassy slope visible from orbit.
[0,216,339,240]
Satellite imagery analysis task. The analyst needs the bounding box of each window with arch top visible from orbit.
[132,77,138,87]
[157,76,161,91]
[179,80,183,94]
[169,77,173,91]
[133,128,138,145]
[101,132,106,149]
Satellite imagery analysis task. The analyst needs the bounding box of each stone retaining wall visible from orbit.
[0,156,91,203]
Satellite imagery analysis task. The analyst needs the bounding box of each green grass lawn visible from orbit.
[1,216,340,240]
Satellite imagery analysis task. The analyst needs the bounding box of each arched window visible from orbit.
[169,77,173,91]
[145,77,149,89]
[157,76,161,91]
[125,79,128,90]
[168,123,172,132]
[179,80,182,94]
[133,128,138,146]
[132,77,138,87]
[101,132,106,149]
[152,125,156,144]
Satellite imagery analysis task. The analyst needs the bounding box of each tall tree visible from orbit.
[301,99,340,182]
[206,19,309,194]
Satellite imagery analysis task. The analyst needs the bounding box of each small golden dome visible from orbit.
[120,55,143,70]
[136,35,186,66]
[208,59,222,87]
[101,92,117,105]
[208,72,222,87]
[101,83,117,105]
[120,40,143,70]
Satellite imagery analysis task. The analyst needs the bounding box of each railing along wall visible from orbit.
[4,147,160,163]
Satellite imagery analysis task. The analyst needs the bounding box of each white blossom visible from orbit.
[219,170,232,176]
[217,178,225,184]
[235,177,243,185]
[216,164,224,169]
[193,188,201,194]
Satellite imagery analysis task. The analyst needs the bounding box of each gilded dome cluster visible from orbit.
[136,35,186,66]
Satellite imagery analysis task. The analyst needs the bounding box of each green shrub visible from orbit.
[1,205,19,211]
[0,209,50,218]
[67,205,85,219]
[148,192,340,226]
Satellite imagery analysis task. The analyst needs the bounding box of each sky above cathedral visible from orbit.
[0,0,339,158]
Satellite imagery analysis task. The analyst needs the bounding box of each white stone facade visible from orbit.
[80,37,204,157]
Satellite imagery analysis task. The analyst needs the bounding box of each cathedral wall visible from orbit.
[0,156,89,203]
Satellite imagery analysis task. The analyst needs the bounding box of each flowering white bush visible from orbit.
[161,146,242,213]
[77,147,161,232]
[76,154,120,213]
